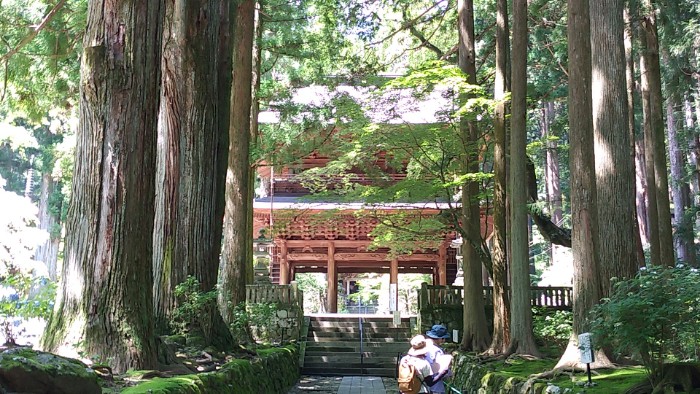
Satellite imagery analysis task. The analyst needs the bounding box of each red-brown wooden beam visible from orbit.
[327,242,337,313]
[390,257,399,311]
[438,243,447,285]
[279,240,289,284]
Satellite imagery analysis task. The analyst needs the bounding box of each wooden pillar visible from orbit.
[438,243,447,285]
[390,257,399,311]
[279,240,289,285]
[327,241,337,313]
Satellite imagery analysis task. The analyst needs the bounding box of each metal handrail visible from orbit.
[445,381,462,393]
[359,316,364,375]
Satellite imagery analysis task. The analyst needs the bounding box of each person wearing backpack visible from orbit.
[424,324,453,394]
[398,335,448,394]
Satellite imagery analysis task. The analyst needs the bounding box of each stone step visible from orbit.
[304,354,401,363]
[301,366,397,377]
[308,331,411,340]
[308,325,411,333]
[305,341,409,350]
[309,321,411,328]
[301,316,413,378]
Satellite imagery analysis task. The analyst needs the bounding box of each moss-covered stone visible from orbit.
[448,352,648,394]
[122,345,299,394]
[0,347,101,394]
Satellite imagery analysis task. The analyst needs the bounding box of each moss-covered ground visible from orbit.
[449,355,649,394]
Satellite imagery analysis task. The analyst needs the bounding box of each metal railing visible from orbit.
[359,316,364,375]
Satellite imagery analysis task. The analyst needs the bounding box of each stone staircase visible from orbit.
[300,315,413,377]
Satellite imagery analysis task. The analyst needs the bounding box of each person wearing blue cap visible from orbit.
[424,324,452,393]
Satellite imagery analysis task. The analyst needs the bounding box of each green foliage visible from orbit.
[531,307,572,352]
[295,273,326,314]
[0,0,85,119]
[0,174,55,343]
[228,302,278,343]
[590,265,700,381]
[171,276,217,336]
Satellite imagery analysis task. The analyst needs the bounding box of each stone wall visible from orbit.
[123,346,299,394]
[449,353,552,394]
[418,304,462,338]
[246,283,303,344]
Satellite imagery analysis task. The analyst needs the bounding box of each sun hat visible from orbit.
[426,324,451,339]
[407,335,430,356]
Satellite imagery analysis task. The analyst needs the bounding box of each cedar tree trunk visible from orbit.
[42,1,163,373]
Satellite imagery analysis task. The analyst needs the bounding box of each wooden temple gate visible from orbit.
[253,210,459,313]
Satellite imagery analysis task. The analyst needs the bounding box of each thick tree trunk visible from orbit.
[667,95,696,266]
[42,1,163,373]
[220,0,255,324]
[487,0,510,356]
[458,0,491,352]
[624,8,646,265]
[590,0,639,295]
[510,0,540,357]
[557,0,610,369]
[639,37,661,266]
[35,173,60,280]
[640,2,675,266]
[152,0,234,349]
[685,96,700,208]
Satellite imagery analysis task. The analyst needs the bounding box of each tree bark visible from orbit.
[556,0,611,369]
[510,0,540,357]
[639,30,661,266]
[220,0,255,324]
[624,8,646,264]
[590,0,639,295]
[152,0,234,349]
[458,0,491,352]
[667,94,696,266]
[640,0,674,266]
[41,0,163,373]
[486,0,510,356]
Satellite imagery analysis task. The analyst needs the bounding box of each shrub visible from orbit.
[532,307,572,351]
[229,302,278,344]
[589,265,700,382]
[171,276,217,336]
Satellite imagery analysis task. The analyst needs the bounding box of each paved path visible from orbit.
[287,375,399,394]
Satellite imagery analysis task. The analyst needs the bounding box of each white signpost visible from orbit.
[578,332,595,386]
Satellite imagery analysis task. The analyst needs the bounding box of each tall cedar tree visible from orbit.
[639,0,674,266]
[152,0,234,348]
[555,0,607,369]
[220,0,255,323]
[624,7,647,265]
[42,1,163,373]
[510,0,541,356]
[590,0,639,294]
[487,0,511,355]
[458,0,491,351]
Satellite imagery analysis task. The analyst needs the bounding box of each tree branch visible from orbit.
[526,156,572,247]
[0,0,68,64]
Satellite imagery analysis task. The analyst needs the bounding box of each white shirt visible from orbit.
[425,339,450,393]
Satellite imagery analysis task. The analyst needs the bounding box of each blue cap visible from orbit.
[426,324,450,339]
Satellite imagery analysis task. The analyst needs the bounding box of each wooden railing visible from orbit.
[418,283,573,310]
[246,282,303,306]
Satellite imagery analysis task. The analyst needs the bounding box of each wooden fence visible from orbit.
[418,283,572,310]
[246,282,303,306]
